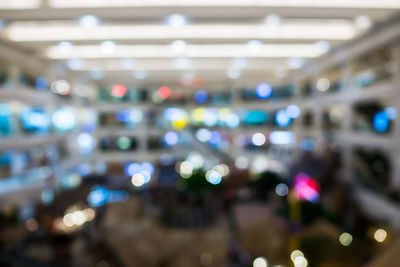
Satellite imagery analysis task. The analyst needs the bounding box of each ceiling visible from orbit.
[0,0,399,88]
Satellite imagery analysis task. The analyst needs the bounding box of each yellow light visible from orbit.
[63,213,74,227]
[172,119,188,130]
[131,173,145,187]
[179,161,194,178]
[253,257,268,267]
[218,108,231,122]
[290,250,304,262]
[374,229,387,243]
[339,232,353,246]
[191,108,205,123]
[83,208,96,222]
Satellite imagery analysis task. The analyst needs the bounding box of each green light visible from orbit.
[117,136,131,150]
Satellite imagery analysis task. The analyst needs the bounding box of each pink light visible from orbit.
[294,172,320,202]
[158,86,171,99]
[111,83,127,98]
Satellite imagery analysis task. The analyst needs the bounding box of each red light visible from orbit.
[294,172,320,202]
[111,84,127,98]
[158,86,171,99]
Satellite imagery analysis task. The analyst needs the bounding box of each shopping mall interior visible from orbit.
[1,1,400,267]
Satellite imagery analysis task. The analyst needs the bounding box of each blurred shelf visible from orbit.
[355,187,400,228]
[0,134,66,151]
[96,151,163,162]
[338,132,393,150]
[0,87,89,107]
[0,167,52,195]
[95,127,162,137]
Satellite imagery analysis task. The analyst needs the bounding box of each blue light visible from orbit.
[194,90,208,104]
[209,131,222,144]
[125,163,141,176]
[301,138,316,151]
[163,108,186,121]
[116,110,143,124]
[35,77,49,90]
[116,110,131,122]
[206,170,222,185]
[373,111,389,133]
[41,189,54,205]
[255,83,272,99]
[88,186,109,207]
[275,110,291,127]
[88,186,129,207]
[244,111,268,124]
[286,105,301,119]
[164,131,178,146]
[77,133,95,154]
[78,163,92,176]
[140,170,152,183]
[385,106,397,119]
[21,108,50,132]
[0,104,11,136]
[141,162,155,175]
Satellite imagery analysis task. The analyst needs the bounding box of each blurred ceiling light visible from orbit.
[73,59,279,71]
[78,15,100,28]
[288,57,304,69]
[49,0,400,9]
[120,58,136,69]
[89,69,104,79]
[246,40,263,54]
[6,22,357,41]
[173,57,190,69]
[170,40,188,54]
[264,14,281,26]
[226,68,241,79]
[232,57,248,69]
[166,14,187,27]
[314,40,331,54]
[100,40,116,54]
[0,0,40,9]
[133,69,147,79]
[47,44,323,59]
[354,15,372,29]
[57,41,73,54]
[66,58,83,70]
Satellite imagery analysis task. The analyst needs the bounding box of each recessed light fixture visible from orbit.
[133,69,147,80]
[288,57,304,69]
[78,14,100,28]
[170,40,188,54]
[100,40,117,54]
[264,14,281,26]
[355,15,372,29]
[166,14,187,27]
[226,68,241,79]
